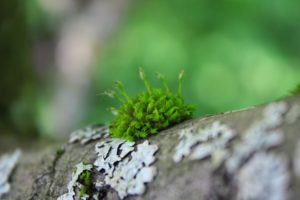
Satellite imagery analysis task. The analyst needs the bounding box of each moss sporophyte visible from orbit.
[105,68,195,141]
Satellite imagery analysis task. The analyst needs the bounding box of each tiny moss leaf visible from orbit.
[78,170,92,197]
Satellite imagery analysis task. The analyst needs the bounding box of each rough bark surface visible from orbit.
[2,95,300,200]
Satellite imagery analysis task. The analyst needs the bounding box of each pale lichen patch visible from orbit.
[94,139,135,177]
[69,124,109,145]
[226,129,284,173]
[0,149,21,198]
[94,140,158,199]
[57,162,93,200]
[286,103,300,124]
[263,101,288,127]
[173,121,235,168]
[79,194,89,200]
[236,152,289,200]
[172,126,202,163]
[226,102,287,173]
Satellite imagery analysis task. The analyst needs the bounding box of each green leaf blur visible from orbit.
[1,0,300,139]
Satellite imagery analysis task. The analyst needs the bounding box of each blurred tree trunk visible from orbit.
[0,0,37,136]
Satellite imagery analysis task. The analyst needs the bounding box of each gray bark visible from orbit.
[2,95,300,200]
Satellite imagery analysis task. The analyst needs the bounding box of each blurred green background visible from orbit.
[1,0,300,141]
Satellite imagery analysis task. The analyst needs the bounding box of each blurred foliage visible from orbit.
[85,0,300,125]
[291,84,300,95]
[1,0,300,137]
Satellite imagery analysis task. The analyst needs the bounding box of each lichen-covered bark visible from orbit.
[2,95,300,200]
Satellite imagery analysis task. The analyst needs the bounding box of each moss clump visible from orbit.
[78,170,92,197]
[106,68,195,141]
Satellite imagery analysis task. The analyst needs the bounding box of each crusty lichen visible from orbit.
[172,126,201,163]
[94,139,158,199]
[0,150,21,198]
[226,102,287,173]
[94,139,135,177]
[217,102,291,200]
[69,124,109,145]
[236,152,289,200]
[286,103,300,124]
[173,121,235,168]
[57,162,93,200]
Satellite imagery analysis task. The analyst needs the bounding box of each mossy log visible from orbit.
[2,95,300,200]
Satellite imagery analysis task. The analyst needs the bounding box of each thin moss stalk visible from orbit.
[139,68,152,94]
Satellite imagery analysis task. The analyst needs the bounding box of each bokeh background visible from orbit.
[1,0,300,148]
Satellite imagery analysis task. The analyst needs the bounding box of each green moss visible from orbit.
[55,148,65,157]
[78,170,92,197]
[107,68,195,141]
[52,148,65,171]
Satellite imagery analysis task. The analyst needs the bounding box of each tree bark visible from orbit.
[2,94,300,200]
